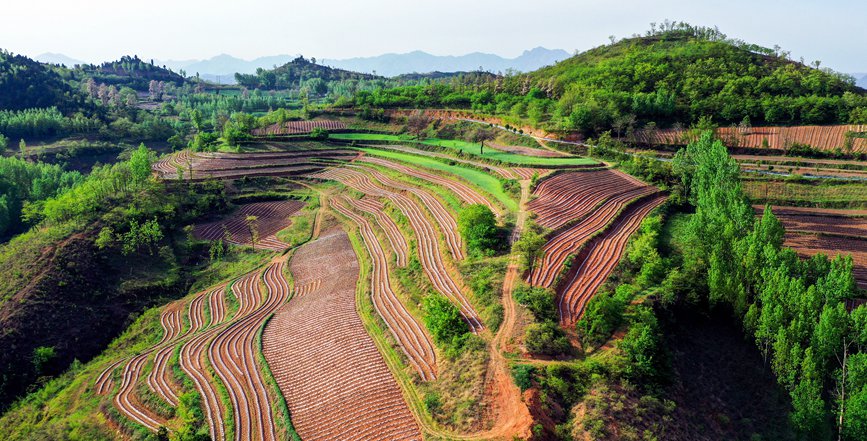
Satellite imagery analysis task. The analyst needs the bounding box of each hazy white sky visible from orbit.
[4,0,866,72]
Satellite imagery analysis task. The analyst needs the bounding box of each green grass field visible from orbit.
[420,138,597,166]
[357,148,518,211]
[330,133,597,166]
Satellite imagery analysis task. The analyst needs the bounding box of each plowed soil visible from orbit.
[262,229,420,441]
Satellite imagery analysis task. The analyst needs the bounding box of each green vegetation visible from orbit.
[332,132,598,166]
[235,56,377,91]
[358,147,517,210]
[457,204,501,258]
[513,283,570,356]
[422,294,469,355]
[355,23,867,136]
[670,132,866,438]
[420,138,596,166]
[743,177,867,209]
[460,256,507,331]
[0,156,83,238]
[0,50,89,113]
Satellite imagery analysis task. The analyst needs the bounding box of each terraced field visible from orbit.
[526,170,665,323]
[262,230,421,440]
[760,205,867,289]
[251,119,347,136]
[90,140,674,439]
[311,166,484,332]
[153,149,359,180]
[194,200,305,250]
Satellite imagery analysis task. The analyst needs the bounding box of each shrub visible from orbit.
[309,127,329,140]
[423,294,469,351]
[525,321,572,355]
[513,284,557,322]
[575,289,628,348]
[511,364,536,391]
[458,204,501,258]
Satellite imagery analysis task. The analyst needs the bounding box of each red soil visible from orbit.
[262,229,421,441]
[251,120,347,136]
[194,200,305,251]
[332,197,437,380]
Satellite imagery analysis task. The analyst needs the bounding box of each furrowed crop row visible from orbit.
[194,200,304,251]
[558,195,667,325]
[108,303,186,430]
[359,156,500,214]
[147,288,216,407]
[351,164,464,261]
[529,186,659,288]
[261,230,421,441]
[251,119,346,136]
[344,196,409,267]
[512,167,550,180]
[332,196,437,380]
[529,170,648,230]
[310,167,483,332]
[208,263,289,441]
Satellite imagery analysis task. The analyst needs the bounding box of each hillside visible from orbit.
[74,55,186,91]
[0,50,88,112]
[234,56,380,90]
[520,24,867,130]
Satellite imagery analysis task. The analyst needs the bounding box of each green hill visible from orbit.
[74,55,186,91]
[0,50,89,112]
[353,23,867,135]
[517,23,867,131]
[235,55,379,91]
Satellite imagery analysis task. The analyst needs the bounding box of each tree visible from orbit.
[18,138,26,160]
[246,215,259,248]
[423,294,468,349]
[0,133,7,153]
[129,144,153,185]
[121,218,164,255]
[458,204,500,257]
[513,220,546,272]
[406,110,432,138]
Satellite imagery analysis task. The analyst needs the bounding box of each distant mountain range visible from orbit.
[37,48,570,83]
[854,73,867,88]
[321,47,570,77]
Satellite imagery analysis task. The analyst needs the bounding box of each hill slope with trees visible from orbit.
[353,22,867,135]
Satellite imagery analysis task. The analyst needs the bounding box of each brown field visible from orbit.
[153,149,358,180]
[311,167,483,332]
[526,169,663,324]
[761,206,867,289]
[636,124,867,153]
[251,119,347,136]
[262,229,421,440]
[194,200,305,250]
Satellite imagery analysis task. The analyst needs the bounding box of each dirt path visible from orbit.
[465,179,533,440]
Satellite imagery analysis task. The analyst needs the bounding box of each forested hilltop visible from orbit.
[354,22,867,136]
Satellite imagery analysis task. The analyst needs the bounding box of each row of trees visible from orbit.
[673,132,866,438]
[0,156,83,238]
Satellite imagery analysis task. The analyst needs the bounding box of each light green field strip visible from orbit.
[357,147,518,211]
[330,133,598,166]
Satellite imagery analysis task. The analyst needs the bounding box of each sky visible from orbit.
[4,0,866,73]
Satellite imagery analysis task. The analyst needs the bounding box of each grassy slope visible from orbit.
[357,147,518,211]
[330,133,597,166]
[0,245,272,439]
